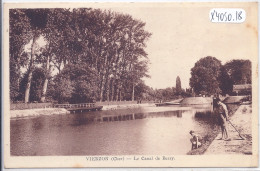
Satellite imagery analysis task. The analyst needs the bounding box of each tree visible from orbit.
[52,64,98,103]
[52,78,74,103]
[219,59,251,95]
[241,60,251,84]
[10,8,151,103]
[224,60,251,85]
[29,68,46,102]
[17,67,45,102]
[162,87,175,101]
[39,9,72,102]
[9,9,32,102]
[134,81,150,101]
[176,76,182,95]
[23,9,49,103]
[219,66,233,95]
[72,9,151,101]
[190,56,222,95]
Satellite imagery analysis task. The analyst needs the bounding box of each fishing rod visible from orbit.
[228,120,245,140]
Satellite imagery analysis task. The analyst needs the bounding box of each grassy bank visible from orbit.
[10,108,69,119]
[181,97,212,105]
[187,104,240,155]
[102,103,154,110]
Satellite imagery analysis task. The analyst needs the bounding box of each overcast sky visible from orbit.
[100,3,257,89]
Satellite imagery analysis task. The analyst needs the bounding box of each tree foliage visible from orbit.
[18,68,45,102]
[220,59,251,95]
[219,66,233,95]
[224,60,251,84]
[176,76,181,95]
[190,57,252,96]
[52,78,74,103]
[10,8,151,103]
[190,56,222,95]
[9,9,32,102]
[52,64,98,103]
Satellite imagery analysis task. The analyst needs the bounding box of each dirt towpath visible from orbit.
[204,104,252,155]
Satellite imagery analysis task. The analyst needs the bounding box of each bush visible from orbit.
[52,64,98,103]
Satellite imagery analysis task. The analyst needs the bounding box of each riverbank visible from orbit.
[10,103,154,119]
[181,97,212,105]
[102,103,154,110]
[187,105,252,155]
[187,104,241,155]
[10,108,69,119]
[204,104,252,155]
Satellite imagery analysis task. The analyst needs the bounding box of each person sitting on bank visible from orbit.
[214,97,231,141]
[189,130,202,150]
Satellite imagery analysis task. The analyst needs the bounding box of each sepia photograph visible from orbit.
[3,2,258,168]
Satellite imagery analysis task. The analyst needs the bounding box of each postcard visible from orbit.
[3,2,258,168]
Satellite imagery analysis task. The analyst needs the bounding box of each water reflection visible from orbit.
[11,105,215,156]
[194,111,213,118]
[70,109,185,126]
[146,110,183,118]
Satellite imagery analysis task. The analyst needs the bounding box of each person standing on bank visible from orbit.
[214,98,231,141]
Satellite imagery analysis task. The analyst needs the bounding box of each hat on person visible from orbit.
[189,130,194,134]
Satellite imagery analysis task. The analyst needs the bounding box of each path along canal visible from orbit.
[11,105,217,156]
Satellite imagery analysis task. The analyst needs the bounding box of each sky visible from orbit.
[99,3,258,89]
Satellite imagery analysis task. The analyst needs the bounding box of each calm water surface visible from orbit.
[11,105,215,156]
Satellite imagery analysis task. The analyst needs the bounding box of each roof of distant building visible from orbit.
[233,84,251,91]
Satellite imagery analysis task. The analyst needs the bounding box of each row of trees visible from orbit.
[10,8,151,103]
[144,87,191,102]
[9,9,251,103]
[138,76,192,102]
[190,56,251,96]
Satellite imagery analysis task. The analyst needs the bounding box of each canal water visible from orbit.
[11,105,216,156]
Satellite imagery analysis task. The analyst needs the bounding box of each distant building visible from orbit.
[233,84,251,95]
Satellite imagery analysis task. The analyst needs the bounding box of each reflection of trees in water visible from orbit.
[62,107,233,127]
[194,111,213,118]
[146,110,183,118]
[71,114,97,126]
[194,110,218,129]
[69,110,186,126]
[69,106,238,126]
[194,104,239,123]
